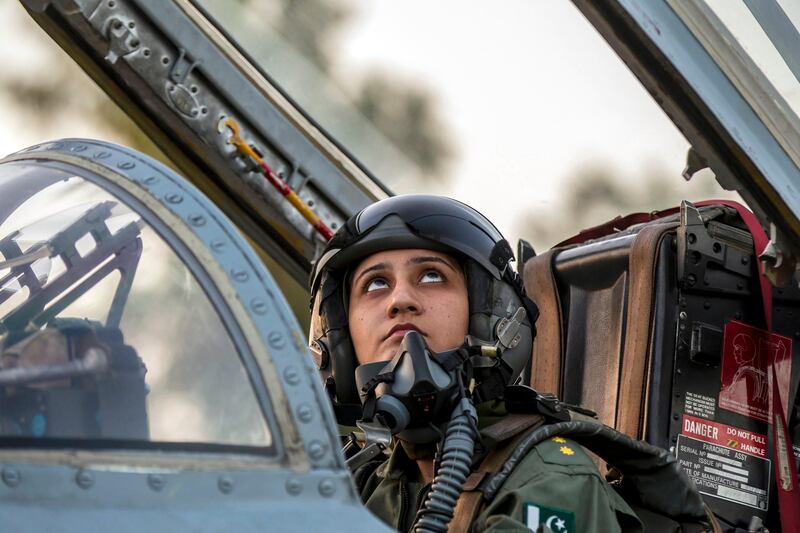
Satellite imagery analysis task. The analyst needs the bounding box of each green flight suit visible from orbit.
[356,429,644,533]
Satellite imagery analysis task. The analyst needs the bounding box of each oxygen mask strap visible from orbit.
[429,346,471,372]
[359,370,395,422]
[346,374,397,472]
[359,371,395,397]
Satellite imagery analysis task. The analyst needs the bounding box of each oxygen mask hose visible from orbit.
[413,396,479,533]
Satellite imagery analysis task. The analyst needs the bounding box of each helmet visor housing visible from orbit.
[310,195,515,295]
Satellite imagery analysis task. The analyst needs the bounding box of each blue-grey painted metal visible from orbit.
[8,138,338,468]
[0,139,392,531]
[0,462,388,532]
[573,0,800,254]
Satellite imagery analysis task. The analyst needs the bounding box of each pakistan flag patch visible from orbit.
[524,502,575,532]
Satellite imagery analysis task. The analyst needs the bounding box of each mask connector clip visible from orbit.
[345,418,392,471]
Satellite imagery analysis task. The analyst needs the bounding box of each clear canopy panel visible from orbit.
[0,162,272,451]
[195,0,422,191]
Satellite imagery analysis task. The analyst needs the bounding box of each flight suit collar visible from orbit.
[375,440,422,481]
[375,401,513,481]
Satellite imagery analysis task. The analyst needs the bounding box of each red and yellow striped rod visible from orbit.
[224,118,334,241]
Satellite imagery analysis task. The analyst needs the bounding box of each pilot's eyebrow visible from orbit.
[352,262,389,285]
[408,255,458,271]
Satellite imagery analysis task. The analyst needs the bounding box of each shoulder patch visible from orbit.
[524,502,575,533]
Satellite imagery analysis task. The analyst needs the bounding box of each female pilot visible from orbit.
[308,194,642,532]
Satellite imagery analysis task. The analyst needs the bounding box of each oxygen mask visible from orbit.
[354,331,465,443]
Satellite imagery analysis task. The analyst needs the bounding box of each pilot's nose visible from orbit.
[386,280,421,317]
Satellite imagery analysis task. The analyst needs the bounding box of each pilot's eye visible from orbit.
[420,270,443,284]
[365,278,389,292]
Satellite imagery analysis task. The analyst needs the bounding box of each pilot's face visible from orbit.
[348,249,469,365]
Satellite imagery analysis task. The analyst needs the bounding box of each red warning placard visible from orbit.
[719,320,792,422]
[681,414,766,457]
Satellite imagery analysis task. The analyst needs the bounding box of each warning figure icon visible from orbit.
[726,333,767,404]
[719,321,792,422]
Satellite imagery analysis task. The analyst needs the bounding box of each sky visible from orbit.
[333,0,727,243]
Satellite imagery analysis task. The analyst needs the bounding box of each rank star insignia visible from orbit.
[552,436,567,443]
[559,446,574,456]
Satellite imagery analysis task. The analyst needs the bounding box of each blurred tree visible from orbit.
[6,0,453,178]
[0,4,163,158]
[355,72,452,176]
[516,162,734,252]
[270,0,352,72]
[241,0,454,177]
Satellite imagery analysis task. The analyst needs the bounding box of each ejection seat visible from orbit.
[521,200,800,530]
[523,210,679,441]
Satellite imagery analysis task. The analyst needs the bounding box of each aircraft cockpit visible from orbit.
[7,0,800,530]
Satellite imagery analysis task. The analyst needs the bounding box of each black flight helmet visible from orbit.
[308,194,538,423]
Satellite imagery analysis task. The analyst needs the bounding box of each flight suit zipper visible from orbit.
[398,479,410,531]
[402,482,431,532]
[414,483,430,519]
